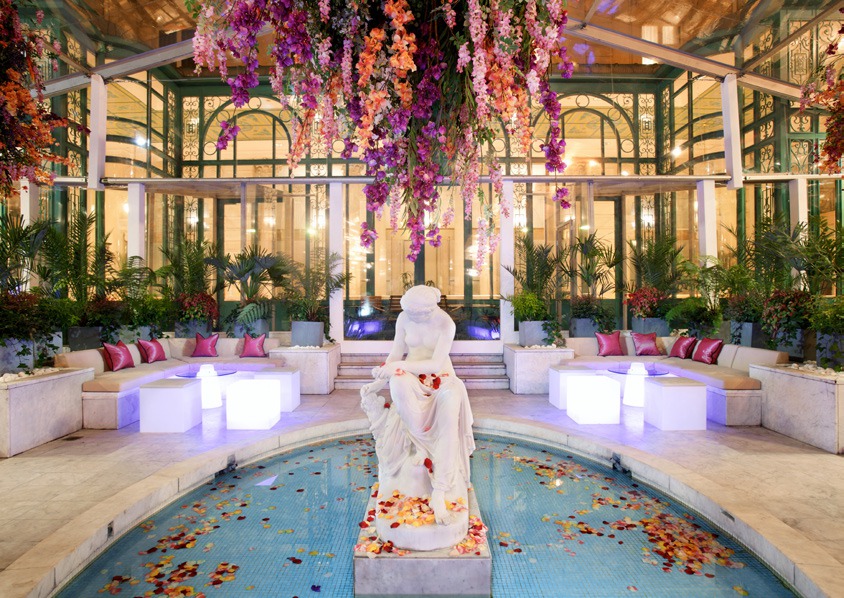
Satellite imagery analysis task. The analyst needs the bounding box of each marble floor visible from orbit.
[0,388,842,597]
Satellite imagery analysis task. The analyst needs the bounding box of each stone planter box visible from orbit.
[750,364,844,454]
[175,319,213,338]
[233,318,270,339]
[517,320,547,347]
[291,320,325,347]
[503,344,575,394]
[729,321,768,347]
[0,367,95,457]
[631,317,670,337]
[268,343,340,394]
[570,318,599,338]
[118,326,154,344]
[0,338,35,374]
[816,332,844,369]
[773,329,816,362]
[68,326,103,351]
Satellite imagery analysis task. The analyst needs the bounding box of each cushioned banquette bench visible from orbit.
[55,336,285,429]
[561,333,789,426]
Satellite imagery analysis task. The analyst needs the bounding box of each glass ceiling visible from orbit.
[37,0,836,86]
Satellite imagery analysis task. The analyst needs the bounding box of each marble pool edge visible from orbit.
[0,417,836,598]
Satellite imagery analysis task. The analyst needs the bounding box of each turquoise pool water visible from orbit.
[57,436,795,597]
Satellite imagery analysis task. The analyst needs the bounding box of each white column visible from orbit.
[127,183,146,259]
[500,180,517,344]
[87,74,107,191]
[19,178,40,223]
[721,73,744,190]
[696,179,718,261]
[328,182,344,345]
[789,178,808,230]
[240,183,248,251]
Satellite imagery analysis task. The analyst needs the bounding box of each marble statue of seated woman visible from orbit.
[360,285,475,550]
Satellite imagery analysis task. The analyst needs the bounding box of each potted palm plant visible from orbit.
[35,206,117,349]
[206,245,290,337]
[156,238,218,337]
[667,256,723,339]
[0,214,52,372]
[114,256,161,342]
[565,232,621,337]
[503,234,567,346]
[626,235,685,336]
[284,249,349,347]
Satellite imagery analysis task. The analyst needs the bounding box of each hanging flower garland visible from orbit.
[191,0,574,264]
[0,0,68,201]
[800,7,844,174]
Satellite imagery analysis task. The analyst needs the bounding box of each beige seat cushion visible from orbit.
[730,346,789,372]
[82,363,176,393]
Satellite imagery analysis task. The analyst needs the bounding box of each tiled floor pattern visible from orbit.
[56,436,794,597]
[0,388,843,596]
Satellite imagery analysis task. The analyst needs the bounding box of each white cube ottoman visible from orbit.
[567,375,621,424]
[549,365,596,410]
[644,376,707,431]
[226,379,281,430]
[250,367,301,412]
[140,378,202,433]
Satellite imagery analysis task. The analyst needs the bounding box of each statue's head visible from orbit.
[401,285,441,322]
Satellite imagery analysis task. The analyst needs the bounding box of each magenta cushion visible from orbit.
[631,332,661,356]
[240,333,267,358]
[137,338,166,363]
[669,336,697,359]
[192,332,219,358]
[102,341,135,372]
[596,331,624,356]
[693,337,724,365]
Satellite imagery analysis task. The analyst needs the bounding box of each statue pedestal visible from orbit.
[353,488,491,597]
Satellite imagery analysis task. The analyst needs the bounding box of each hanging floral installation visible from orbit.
[0,0,68,201]
[800,7,844,174]
[191,0,574,264]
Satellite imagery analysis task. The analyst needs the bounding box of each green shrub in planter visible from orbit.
[665,297,722,338]
[508,291,549,322]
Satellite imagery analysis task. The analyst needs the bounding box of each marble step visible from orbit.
[334,374,510,391]
[339,363,507,377]
[340,353,504,365]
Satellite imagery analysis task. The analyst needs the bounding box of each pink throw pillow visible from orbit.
[596,331,623,356]
[631,332,661,356]
[137,338,166,363]
[693,337,724,365]
[669,336,697,359]
[240,333,267,358]
[192,332,219,358]
[102,341,135,372]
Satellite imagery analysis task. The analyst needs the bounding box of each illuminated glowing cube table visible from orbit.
[139,378,202,433]
[249,367,300,412]
[566,375,621,424]
[174,364,237,409]
[549,365,597,410]
[608,362,671,407]
[225,379,281,430]
[644,377,707,431]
